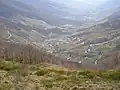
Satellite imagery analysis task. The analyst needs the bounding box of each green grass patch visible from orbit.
[96,70,120,81]
[0,60,19,71]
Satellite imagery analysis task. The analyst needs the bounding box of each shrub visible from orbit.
[0,61,18,71]
[97,71,120,80]
[35,69,49,76]
[78,71,95,79]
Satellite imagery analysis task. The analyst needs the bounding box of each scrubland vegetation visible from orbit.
[0,60,120,90]
[0,41,120,90]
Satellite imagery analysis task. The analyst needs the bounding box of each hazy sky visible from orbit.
[52,0,108,8]
[52,0,107,5]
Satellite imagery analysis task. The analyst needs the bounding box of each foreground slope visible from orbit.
[0,60,120,90]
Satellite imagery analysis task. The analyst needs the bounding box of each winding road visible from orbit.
[7,30,12,39]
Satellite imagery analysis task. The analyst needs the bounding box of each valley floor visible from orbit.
[0,60,120,90]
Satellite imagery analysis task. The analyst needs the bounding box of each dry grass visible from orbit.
[0,60,120,90]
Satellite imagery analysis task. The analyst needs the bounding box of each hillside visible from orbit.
[0,0,80,46]
[0,60,120,90]
[0,0,120,89]
[0,0,120,72]
[0,0,79,25]
[52,6,120,69]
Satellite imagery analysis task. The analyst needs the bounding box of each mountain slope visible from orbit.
[19,0,81,25]
[0,0,120,70]
[53,6,120,69]
[0,60,120,90]
[0,0,45,20]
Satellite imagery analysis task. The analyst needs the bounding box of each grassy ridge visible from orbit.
[0,60,120,90]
